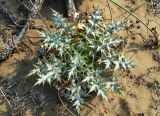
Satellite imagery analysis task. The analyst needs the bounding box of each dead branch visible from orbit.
[17,0,44,42]
[0,0,44,63]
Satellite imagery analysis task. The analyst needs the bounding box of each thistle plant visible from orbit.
[28,8,134,113]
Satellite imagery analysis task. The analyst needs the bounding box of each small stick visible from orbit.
[29,0,51,33]
[0,87,12,108]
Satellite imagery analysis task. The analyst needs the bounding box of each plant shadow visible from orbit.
[0,56,77,115]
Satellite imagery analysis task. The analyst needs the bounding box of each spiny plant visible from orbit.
[28,8,134,113]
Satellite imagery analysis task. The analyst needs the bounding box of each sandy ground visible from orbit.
[0,0,160,116]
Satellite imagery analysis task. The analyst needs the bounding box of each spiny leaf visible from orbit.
[29,8,134,113]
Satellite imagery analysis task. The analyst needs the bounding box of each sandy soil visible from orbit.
[0,0,160,116]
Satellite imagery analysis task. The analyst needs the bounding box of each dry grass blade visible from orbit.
[58,91,76,116]
[108,0,159,46]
